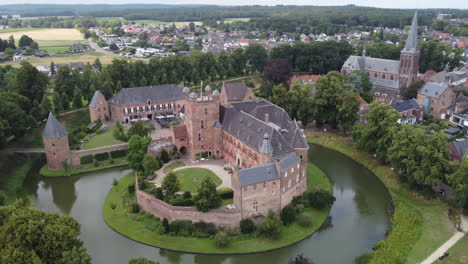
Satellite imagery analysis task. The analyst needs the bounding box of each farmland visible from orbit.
[0,51,117,67]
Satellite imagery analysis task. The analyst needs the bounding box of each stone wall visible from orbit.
[69,143,128,166]
[136,189,241,229]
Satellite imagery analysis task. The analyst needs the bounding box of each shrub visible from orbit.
[128,257,158,264]
[193,221,217,236]
[183,191,192,199]
[161,172,180,199]
[160,149,170,163]
[288,254,314,264]
[128,183,135,194]
[258,210,282,239]
[169,196,194,206]
[354,252,373,264]
[110,149,127,159]
[194,177,222,212]
[306,189,336,209]
[113,178,118,186]
[111,203,116,210]
[162,218,169,234]
[281,204,297,225]
[0,191,5,206]
[131,201,140,213]
[297,213,313,227]
[113,122,128,142]
[169,220,193,236]
[214,231,230,248]
[240,218,256,234]
[217,188,234,199]
[80,155,93,164]
[195,152,209,160]
[94,152,110,161]
[155,187,164,200]
[94,161,99,167]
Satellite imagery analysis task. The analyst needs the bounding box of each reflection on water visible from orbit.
[26,144,391,264]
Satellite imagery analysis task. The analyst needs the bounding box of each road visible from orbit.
[420,231,466,264]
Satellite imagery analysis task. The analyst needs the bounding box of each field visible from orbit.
[224,18,251,23]
[173,168,222,193]
[132,20,203,27]
[0,51,116,67]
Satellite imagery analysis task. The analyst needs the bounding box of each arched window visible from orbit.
[382,74,386,79]
[374,73,377,78]
[390,75,394,80]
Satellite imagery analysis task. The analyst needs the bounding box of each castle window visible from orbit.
[201,120,204,128]
[205,108,208,115]
[390,75,394,80]
[300,155,303,160]
[52,144,55,147]
[253,201,258,212]
[263,182,266,188]
[198,133,201,142]
[382,74,386,79]
[291,167,294,173]
[53,152,56,155]
[288,179,291,188]
[297,164,300,169]
[282,186,285,193]
[296,174,299,183]
[272,188,275,195]
[285,172,288,177]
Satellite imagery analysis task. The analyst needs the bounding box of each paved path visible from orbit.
[420,232,466,264]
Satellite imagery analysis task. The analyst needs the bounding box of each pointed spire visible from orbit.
[43,112,68,139]
[402,11,420,54]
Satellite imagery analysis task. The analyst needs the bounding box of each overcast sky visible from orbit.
[1,0,467,9]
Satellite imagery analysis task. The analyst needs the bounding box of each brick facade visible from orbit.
[43,136,71,170]
[89,91,110,122]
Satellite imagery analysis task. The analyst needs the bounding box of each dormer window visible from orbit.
[375,92,380,96]
[147,100,151,104]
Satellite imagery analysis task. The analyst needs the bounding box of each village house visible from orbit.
[417,82,456,118]
[447,94,468,134]
[70,43,87,53]
[390,98,424,124]
[449,138,468,161]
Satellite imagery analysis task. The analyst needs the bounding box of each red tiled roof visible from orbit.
[289,75,321,85]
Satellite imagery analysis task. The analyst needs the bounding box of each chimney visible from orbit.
[264,113,270,123]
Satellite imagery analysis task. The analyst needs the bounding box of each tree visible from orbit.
[189,22,195,31]
[353,101,400,162]
[193,176,222,212]
[18,35,34,48]
[257,210,282,239]
[161,172,180,199]
[280,204,297,225]
[312,71,345,127]
[94,58,102,72]
[101,79,113,100]
[61,93,70,110]
[174,39,189,51]
[128,257,158,264]
[447,159,468,214]
[240,218,256,234]
[159,149,170,163]
[15,61,48,106]
[7,35,15,49]
[263,58,292,92]
[306,189,336,209]
[388,126,452,185]
[109,43,119,51]
[337,91,360,133]
[289,254,314,264]
[50,61,56,76]
[0,203,91,264]
[343,71,372,102]
[128,120,151,138]
[61,246,92,264]
[127,135,151,171]
[72,86,83,108]
[113,122,128,141]
[214,231,230,248]
[53,92,63,114]
[142,154,160,177]
[245,44,268,73]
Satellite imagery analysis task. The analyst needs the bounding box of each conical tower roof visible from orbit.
[402,11,420,54]
[259,133,273,154]
[43,112,68,139]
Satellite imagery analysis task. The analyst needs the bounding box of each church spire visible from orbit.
[402,11,420,54]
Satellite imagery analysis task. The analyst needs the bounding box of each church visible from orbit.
[341,12,420,104]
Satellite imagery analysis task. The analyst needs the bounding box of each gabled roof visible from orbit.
[108,84,184,105]
[223,82,248,101]
[371,78,400,89]
[43,112,67,139]
[89,91,101,107]
[343,56,400,75]
[402,12,420,54]
[419,82,450,99]
[390,98,421,113]
[238,163,279,186]
[278,153,301,172]
[451,139,468,158]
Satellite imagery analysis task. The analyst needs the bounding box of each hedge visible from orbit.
[80,155,94,164]
[169,196,195,206]
[110,149,127,159]
[217,188,234,199]
[94,152,110,161]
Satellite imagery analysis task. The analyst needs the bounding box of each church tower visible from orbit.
[43,112,71,170]
[399,12,420,89]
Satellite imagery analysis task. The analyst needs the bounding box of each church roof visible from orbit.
[238,163,279,186]
[343,56,400,75]
[371,78,400,89]
[108,84,183,105]
[43,112,68,139]
[402,12,420,54]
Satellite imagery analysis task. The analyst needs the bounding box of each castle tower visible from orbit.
[89,90,109,122]
[399,12,420,89]
[184,86,221,159]
[43,112,71,170]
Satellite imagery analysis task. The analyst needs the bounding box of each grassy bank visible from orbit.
[39,161,128,177]
[434,236,468,264]
[306,132,453,264]
[103,161,332,254]
[0,155,35,204]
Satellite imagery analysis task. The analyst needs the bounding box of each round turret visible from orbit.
[212,89,220,96]
[183,86,190,93]
[189,92,198,98]
[205,84,212,91]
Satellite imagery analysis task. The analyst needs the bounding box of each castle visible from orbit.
[341,12,420,104]
[44,81,308,220]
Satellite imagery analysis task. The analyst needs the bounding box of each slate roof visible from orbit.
[278,153,301,172]
[343,56,400,75]
[89,91,100,107]
[108,84,184,105]
[223,82,248,101]
[402,12,420,54]
[220,100,308,159]
[419,82,449,99]
[238,163,279,186]
[451,139,468,158]
[371,78,400,89]
[390,98,421,113]
[43,112,67,139]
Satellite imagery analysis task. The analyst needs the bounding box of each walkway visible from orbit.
[1,148,45,154]
[420,232,466,264]
[152,158,231,190]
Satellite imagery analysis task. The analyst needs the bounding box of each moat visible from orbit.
[26,144,391,264]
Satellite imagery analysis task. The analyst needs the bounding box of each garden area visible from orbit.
[173,168,222,193]
[83,125,124,150]
[103,160,335,253]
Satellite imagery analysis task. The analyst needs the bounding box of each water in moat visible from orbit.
[26,144,391,264]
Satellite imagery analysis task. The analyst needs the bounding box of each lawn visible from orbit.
[306,132,454,264]
[163,161,186,174]
[103,159,332,254]
[223,18,251,23]
[434,236,468,264]
[173,168,222,193]
[83,126,124,150]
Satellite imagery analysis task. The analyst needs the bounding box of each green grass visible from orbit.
[39,160,128,177]
[434,236,468,264]
[0,28,44,33]
[306,132,454,264]
[0,157,34,204]
[103,160,332,253]
[83,126,124,150]
[173,168,221,193]
[163,161,186,174]
[223,18,251,23]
